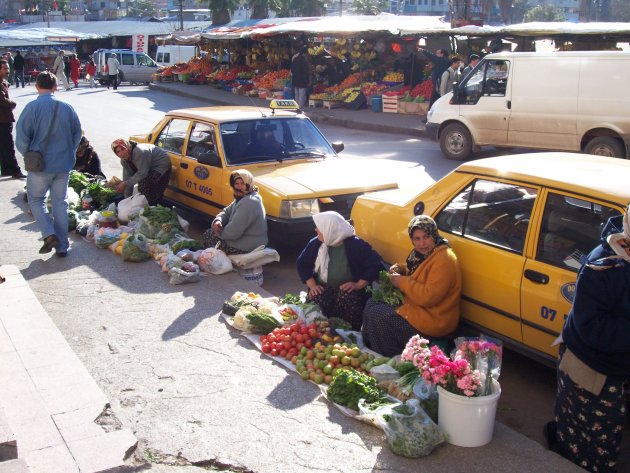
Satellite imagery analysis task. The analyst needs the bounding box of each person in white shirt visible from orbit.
[439,57,461,97]
[51,50,71,91]
[107,53,120,90]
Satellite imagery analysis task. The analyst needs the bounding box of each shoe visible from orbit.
[543,421,559,453]
[12,171,27,179]
[56,251,67,258]
[39,235,59,254]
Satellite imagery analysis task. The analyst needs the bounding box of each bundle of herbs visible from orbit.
[367,270,404,307]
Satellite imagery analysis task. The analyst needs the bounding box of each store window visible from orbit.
[156,119,190,155]
[436,179,536,253]
[536,193,620,270]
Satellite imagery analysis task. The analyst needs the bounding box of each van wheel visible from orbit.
[440,123,473,161]
[584,137,625,159]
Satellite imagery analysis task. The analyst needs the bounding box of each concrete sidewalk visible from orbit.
[0,89,584,472]
[149,81,429,138]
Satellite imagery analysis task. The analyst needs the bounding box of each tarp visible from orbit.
[155,31,202,44]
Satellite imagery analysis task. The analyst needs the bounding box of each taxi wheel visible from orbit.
[440,123,472,161]
[584,137,625,159]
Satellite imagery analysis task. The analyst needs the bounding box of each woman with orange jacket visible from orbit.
[362,215,462,357]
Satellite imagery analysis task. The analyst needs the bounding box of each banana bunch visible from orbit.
[308,44,326,56]
[341,87,360,98]
[383,72,404,82]
[335,38,347,46]
[344,89,362,103]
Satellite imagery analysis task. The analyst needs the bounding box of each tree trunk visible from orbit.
[250,5,268,18]
[212,9,231,25]
[579,0,591,21]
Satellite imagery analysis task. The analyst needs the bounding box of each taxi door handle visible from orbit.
[180,163,188,169]
[524,269,549,285]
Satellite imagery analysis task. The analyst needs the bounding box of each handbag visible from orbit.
[24,101,59,172]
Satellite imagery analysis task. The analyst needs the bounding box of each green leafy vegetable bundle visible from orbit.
[87,181,118,209]
[68,171,91,194]
[326,368,385,412]
[138,205,183,240]
[367,270,404,307]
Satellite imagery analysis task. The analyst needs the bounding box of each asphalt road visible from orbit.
[6,83,627,471]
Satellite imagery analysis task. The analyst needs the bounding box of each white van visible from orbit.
[93,49,160,85]
[426,51,630,160]
[155,45,198,67]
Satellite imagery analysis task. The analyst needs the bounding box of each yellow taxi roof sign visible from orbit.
[269,99,300,110]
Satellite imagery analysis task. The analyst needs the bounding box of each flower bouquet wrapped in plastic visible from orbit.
[451,336,503,396]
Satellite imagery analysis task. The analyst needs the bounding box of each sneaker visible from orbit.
[543,421,559,453]
[39,235,59,254]
[56,251,68,258]
[12,171,27,179]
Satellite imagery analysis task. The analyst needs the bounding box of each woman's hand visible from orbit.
[114,181,127,194]
[340,279,368,293]
[389,272,402,289]
[212,220,222,234]
[306,278,324,297]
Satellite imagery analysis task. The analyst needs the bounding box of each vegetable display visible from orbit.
[68,171,91,194]
[86,181,118,209]
[246,311,283,334]
[367,270,404,307]
[326,368,386,412]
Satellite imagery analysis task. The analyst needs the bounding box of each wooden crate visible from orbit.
[382,95,400,113]
[308,99,323,108]
[323,100,343,109]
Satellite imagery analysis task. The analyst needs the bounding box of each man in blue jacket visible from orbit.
[419,48,450,108]
[16,71,82,257]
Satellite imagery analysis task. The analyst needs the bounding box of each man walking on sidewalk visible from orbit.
[52,50,71,91]
[13,51,25,88]
[0,59,26,179]
[16,72,82,257]
[107,53,120,90]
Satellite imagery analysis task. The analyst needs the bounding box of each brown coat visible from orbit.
[0,79,16,123]
[396,245,462,337]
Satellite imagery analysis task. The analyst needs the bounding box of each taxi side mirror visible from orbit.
[332,141,344,153]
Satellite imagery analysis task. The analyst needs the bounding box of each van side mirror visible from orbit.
[450,84,461,104]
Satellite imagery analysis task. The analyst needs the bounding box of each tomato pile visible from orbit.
[260,321,320,360]
[410,79,433,100]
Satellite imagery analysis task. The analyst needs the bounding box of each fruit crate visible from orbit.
[382,95,400,113]
[323,100,343,110]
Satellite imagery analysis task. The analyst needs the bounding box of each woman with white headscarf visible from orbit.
[296,211,384,330]
[545,207,630,473]
[202,169,267,255]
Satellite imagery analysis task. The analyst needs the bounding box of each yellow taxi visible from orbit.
[129,100,401,243]
[351,152,630,365]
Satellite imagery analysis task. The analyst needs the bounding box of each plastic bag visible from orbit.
[168,265,201,285]
[170,234,203,253]
[358,398,402,428]
[94,227,122,249]
[117,192,148,224]
[197,247,233,275]
[160,254,184,273]
[122,234,150,262]
[412,379,439,423]
[376,399,445,458]
[228,245,280,270]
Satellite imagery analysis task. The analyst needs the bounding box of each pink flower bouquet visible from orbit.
[452,337,503,396]
[401,336,483,398]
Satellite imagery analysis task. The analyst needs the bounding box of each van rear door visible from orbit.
[457,59,512,147]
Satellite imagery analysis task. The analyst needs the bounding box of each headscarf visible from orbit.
[313,211,355,283]
[229,169,258,193]
[406,215,447,274]
[111,138,132,157]
[604,205,630,263]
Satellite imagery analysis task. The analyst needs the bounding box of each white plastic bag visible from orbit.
[228,245,280,269]
[198,247,233,275]
[117,192,149,224]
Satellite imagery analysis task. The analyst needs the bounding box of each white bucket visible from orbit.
[437,379,501,447]
[241,266,263,286]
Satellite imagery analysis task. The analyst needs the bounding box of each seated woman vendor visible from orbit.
[296,211,384,331]
[362,215,462,357]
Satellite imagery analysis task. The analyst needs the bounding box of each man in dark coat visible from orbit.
[0,59,25,179]
[291,46,311,108]
[419,48,450,108]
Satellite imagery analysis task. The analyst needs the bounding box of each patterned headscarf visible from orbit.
[229,169,258,193]
[406,215,447,274]
[313,211,355,283]
[111,138,132,156]
[605,204,630,263]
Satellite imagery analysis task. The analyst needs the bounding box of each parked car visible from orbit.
[351,152,630,365]
[93,48,160,85]
[129,100,405,244]
[427,51,630,160]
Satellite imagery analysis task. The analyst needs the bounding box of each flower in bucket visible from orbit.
[453,337,503,396]
[401,335,482,397]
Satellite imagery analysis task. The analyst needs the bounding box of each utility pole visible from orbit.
[178,0,184,31]
[339,0,343,16]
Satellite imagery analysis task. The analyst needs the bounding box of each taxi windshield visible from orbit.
[220,117,336,165]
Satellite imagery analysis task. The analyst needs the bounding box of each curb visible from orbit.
[149,83,429,138]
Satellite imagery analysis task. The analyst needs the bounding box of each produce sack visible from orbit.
[94,227,122,249]
[168,263,201,285]
[170,234,203,253]
[228,245,280,270]
[375,399,445,458]
[197,247,233,275]
[160,254,184,273]
[122,234,150,262]
[117,192,148,224]
[137,206,182,240]
[412,378,439,423]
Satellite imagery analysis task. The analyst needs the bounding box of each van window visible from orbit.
[137,54,155,67]
[158,52,170,63]
[120,53,134,66]
[436,179,536,253]
[536,193,620,270]
[461,59,510,104]
[156,119,190,155]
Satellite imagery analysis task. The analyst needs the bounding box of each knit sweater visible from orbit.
[396,245,462,337]
[213,192,268,252]
[121,143,171,197]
